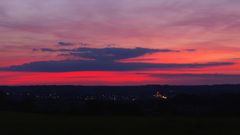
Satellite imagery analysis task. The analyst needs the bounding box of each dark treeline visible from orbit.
[0,85,240,116]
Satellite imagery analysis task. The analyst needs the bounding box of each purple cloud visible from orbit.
[0,46,234,72]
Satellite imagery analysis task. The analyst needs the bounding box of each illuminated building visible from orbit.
[153,91,168,100]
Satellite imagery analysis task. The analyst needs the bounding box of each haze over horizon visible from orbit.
[0,0,240,85]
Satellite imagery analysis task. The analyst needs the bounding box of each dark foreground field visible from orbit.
[0,112,240,135]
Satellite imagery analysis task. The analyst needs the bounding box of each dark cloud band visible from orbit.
[35,47,178,61]
[1,47,234,72]
[0,60,234,72]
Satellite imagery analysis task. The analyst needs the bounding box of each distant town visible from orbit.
[0,85,240,116]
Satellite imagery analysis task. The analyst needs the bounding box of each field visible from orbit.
[0,112,240,135]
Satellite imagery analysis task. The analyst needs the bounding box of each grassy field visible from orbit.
[0,112,240,135]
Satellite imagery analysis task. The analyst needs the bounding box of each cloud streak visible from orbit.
[139,73,240,85]
[0,60,234,72]
[0,60,234,73]
[58,41,74,46]
[148,73,240,78]
[0,47,235,72]
[36,47,178,61]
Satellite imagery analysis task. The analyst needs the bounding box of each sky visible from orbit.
[0,0,240,85]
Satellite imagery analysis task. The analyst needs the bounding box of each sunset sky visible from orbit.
[0,0,240,85]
